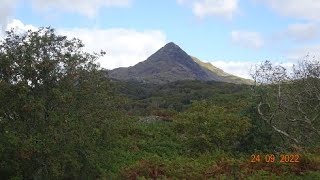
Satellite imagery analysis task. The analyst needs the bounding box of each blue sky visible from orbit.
[1,0,320,79]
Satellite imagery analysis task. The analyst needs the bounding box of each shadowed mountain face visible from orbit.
[108,42,253,84]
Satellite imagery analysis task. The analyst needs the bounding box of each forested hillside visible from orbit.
[0,28,319,179]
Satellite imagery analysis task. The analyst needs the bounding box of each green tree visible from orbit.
[251,59,320,148]
[0,27,118,179]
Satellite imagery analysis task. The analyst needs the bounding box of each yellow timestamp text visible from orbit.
[250,154,300,163]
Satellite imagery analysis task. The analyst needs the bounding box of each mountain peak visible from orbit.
[158,42,184,53]
[163,42,179,48]
[148,42,189,63]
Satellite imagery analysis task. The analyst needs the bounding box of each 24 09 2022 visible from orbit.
[251,154,300,163]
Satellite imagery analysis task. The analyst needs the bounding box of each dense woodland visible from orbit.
[0,27,319,179]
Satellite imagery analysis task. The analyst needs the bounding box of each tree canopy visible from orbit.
[0,27,119,179]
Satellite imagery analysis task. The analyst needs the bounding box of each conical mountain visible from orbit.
[108,42,253,84]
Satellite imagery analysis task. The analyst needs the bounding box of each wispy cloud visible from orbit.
[0,0,17,33]
[178,0,239,20]
[30,0,132,18]
[276,22,320,43]
[284,44,320,61]
[257,0,320,22]
[231,30,264,49]
[1,0,132,35]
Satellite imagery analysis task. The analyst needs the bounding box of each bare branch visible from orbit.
[271,125,299,144]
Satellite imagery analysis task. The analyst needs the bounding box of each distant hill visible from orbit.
[191,56,253,85]
[108,42,253,85]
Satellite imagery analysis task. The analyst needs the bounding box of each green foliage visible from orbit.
[114,79,319,178]
[175,101,251,154]
[237,104,281,153]
[114,80,252,115]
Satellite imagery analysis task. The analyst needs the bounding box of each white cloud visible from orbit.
[258,0,320,21]
[283,23,320,42]
[31,0,132,18]
[58,28,167,69]
[1,19,37,40]
[6,19,37,32]
[1,19,167,70]
[211,60,255,79]
[178,0,239,19]
[231,30,264,49]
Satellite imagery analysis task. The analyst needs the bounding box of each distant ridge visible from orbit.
[108,42,253,85]
[191,56,253,85]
